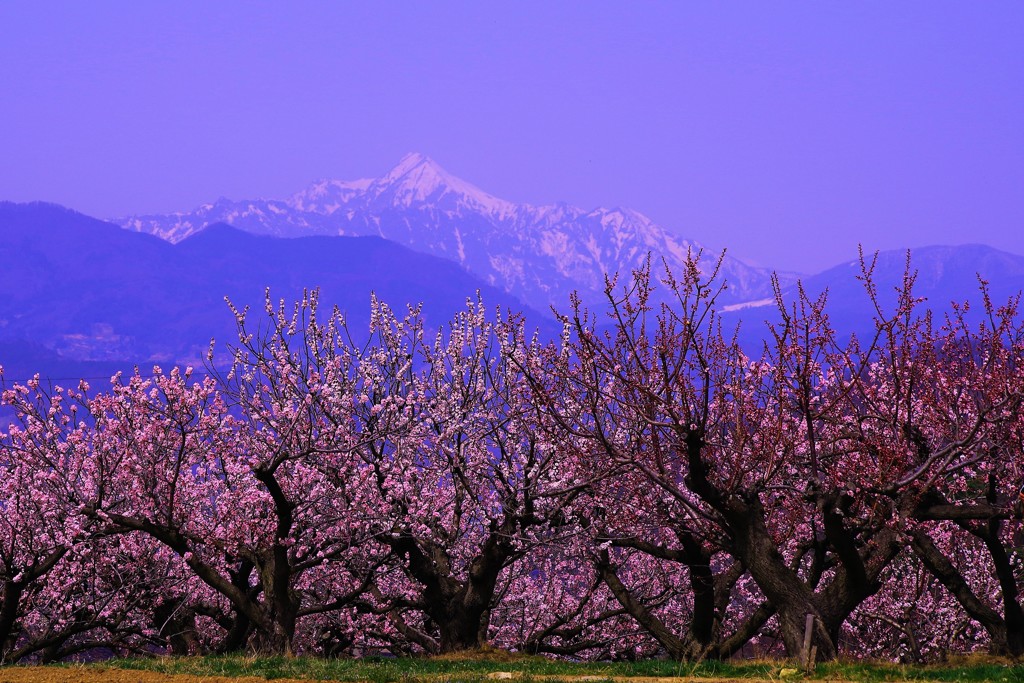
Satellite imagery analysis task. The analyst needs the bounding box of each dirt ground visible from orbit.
[0,670,328,683]
[0,671,801,683]
[0,670,314,683]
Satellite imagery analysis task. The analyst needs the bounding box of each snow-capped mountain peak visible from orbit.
[383,151,437,179]
[116,153,785,309]
[368,152,517,217]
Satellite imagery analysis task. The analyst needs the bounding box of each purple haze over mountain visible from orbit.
[1,3,1021,272]
[117,152,794,311]
[0,201,559,383]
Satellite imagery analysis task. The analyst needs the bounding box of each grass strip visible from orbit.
[61,654,1023,683]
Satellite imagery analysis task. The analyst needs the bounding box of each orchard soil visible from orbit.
[4,667,1024,683]
[0,673,806,683]
[1,652,1020,683]
[0,671,306,683]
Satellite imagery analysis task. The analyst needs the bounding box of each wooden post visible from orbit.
[802,613,816,672]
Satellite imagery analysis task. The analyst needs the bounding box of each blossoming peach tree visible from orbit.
[1,252,1021,662]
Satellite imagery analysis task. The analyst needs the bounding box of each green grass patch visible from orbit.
[68,653,1023,682]
[815,659,1022,682]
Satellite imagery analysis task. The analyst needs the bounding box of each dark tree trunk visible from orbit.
[255,554,299,656]
[215,560,258,653]
[678,531,717,654]
[153,598,201,654]
[0,581,25,662]
[722,495,838,660]
[912,480,1024,659]
[390,524,515,653]
[434,605,489,653]
[92,509,290,655]
[216,613,254,654]
[595,550,691,660]
[253,466,300,656]
[974,514,1024,657]
[682,424,906,661]
[595,536,770,660]
[429,551,504,653]
[910,527,1012,655]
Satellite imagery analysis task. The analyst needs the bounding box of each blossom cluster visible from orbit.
[1,256,1022,663]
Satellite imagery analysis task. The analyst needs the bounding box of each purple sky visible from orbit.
[1,2,1021,272]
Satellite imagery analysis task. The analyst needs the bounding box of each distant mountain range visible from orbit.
[119,153,794,310]
[0,201,551,383]
[0,155,1021,382]
[721,244,1024,350]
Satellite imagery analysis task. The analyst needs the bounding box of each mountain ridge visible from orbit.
[0,200,1021,382]
[117,154,794,309]
[0,204,556,378]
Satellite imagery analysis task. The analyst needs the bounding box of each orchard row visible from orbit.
[1,255,1022,664]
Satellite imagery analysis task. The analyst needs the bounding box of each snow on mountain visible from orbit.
[117,154,786,309]
[365,152,518,218]
[289,178,373,214]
